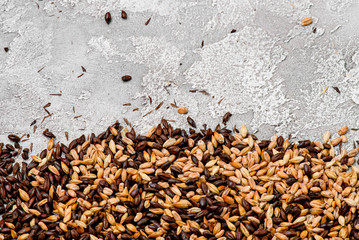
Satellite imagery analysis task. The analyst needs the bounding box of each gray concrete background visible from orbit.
[1,0,359,152]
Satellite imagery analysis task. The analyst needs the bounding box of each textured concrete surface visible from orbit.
[1,0,359,152]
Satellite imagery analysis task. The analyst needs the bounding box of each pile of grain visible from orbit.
[0,120,358,240]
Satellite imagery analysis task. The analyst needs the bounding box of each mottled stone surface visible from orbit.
[1,0,359,152]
